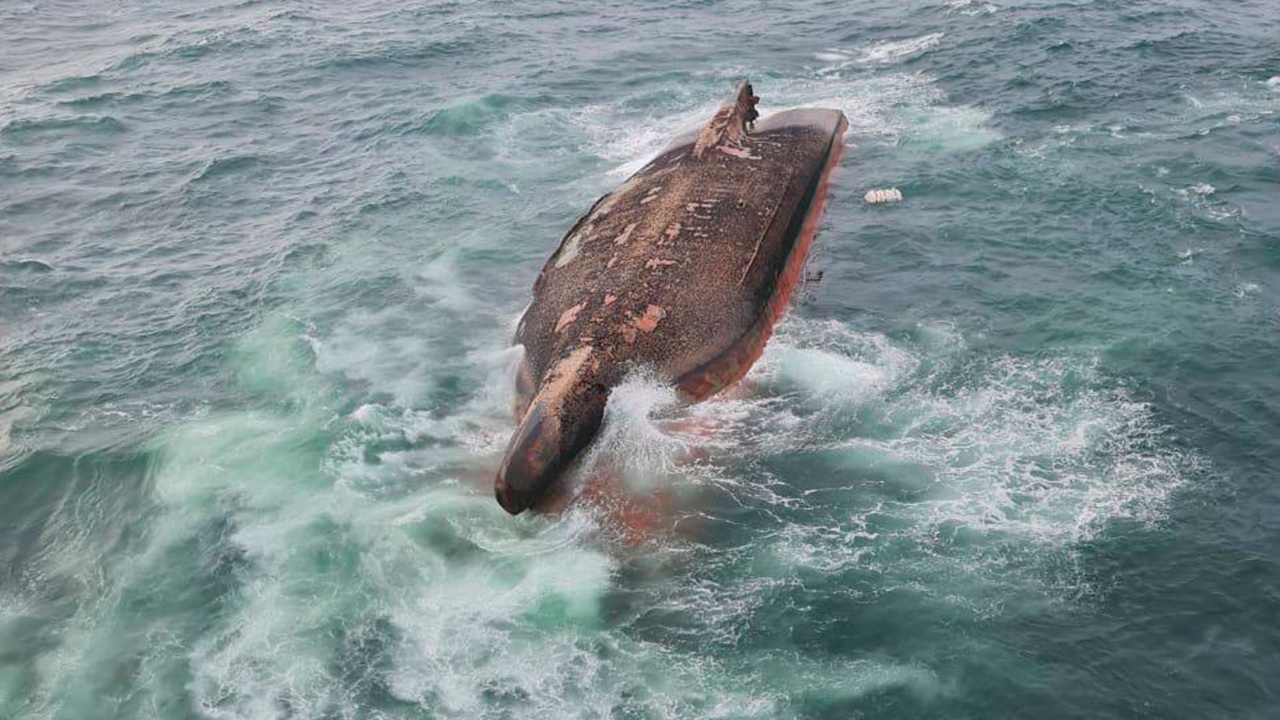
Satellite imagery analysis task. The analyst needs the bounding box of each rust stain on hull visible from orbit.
[495,81,848,515]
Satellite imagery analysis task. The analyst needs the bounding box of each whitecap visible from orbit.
[813,49,853,63]
[1234,281,1261,298]
[856,33,945,65]
[943,0,1000,15]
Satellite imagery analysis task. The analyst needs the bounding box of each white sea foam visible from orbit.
[518,66,999,180]
[813,49,853,63]
[1179,85,1280,133]
[313,306,438,405]
[0,375,43,473]
[15,257,1199,719]
[20,308,1198,718]
[564,100,720,177]
[0,405,33,473]
[652,317,1197,611]
[0,593,31,627]
[1234,281,1261,298]
[1172,181,1241,226]
[770,73,1001,152]
[943,0,1000,15]
[1020,78,1280,165]
[815,33,946,72]
[857,33,946,65]
[121,325,613,718]
[545,317,1191,600]
[755,320,920,407]
[104,316,783,718]
[580,371,689,488]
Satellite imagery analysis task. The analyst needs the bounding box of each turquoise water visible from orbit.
[2,0,1279,717]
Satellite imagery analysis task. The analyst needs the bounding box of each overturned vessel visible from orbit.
[496,82,848,514]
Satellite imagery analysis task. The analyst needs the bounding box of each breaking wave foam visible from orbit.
[814,33,946,69]
[17,303,1197,718]
[494,63,1000,182]
[695,319,1193,610]
[942,0,1000,15]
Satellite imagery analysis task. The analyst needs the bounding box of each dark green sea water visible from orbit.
[3,1,1279,718]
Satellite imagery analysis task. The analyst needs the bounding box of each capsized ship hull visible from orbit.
[496,82,848,514]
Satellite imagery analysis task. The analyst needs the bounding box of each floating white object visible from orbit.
[864,187,904,204]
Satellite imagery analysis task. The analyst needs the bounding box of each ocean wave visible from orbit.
[543,71,999,179]
[814,33,946,70]
[317,37,483,72]
[1013,76,1279,173]
[0,115,127,140]
[2,1,1259,713]
[9,290,1203,718]
[38,74,105,95]
[420,94,527,137]
[188,154,265,184]
[1,259,55,273]
[570,317,1197,602]
[942,0,1000,15]
[0,403,38,475]
[54,80,235,110]
[857,32,946,65]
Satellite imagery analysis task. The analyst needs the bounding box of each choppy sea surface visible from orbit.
[2,1,1279,718]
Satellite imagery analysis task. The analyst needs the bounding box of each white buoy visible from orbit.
[864,187,904,204]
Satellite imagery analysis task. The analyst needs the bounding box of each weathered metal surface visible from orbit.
[495,82,848,514]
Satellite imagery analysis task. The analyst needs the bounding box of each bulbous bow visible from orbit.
[494,347,609,514]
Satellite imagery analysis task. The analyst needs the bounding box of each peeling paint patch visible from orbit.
[645,257,677,269]
[603,294,617,305]
[555,302,586,333]
[639,185,665,204]
[719,145,760,160]
[554,223,593,268]
[542,344,594,397]
[614,223,637,246]
[635,304,666,333]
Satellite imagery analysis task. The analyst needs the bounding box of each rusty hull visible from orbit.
[495,82,848,514]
